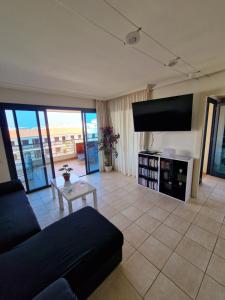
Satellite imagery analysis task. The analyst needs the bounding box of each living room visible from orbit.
[1,1,225,299]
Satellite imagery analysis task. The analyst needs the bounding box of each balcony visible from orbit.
[12,139,87,189]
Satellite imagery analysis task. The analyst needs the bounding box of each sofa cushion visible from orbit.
[0,179,24,196]
[0,189,41,254]
[33,278,77,300]
[0,206,123,300]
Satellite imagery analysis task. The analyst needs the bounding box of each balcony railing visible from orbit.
[12,138,98,163]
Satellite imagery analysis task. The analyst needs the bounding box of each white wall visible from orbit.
[152,71,225,157]
[0,87,95,108]
[0,130,10,182]
[150,93,201,158]
[0,87,95,183]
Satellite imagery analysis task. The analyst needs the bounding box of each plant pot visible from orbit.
[104,165,112,172]
[63,173,70,181]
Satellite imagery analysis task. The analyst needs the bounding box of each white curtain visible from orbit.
[96,100,109,171]
[108,88,153,177]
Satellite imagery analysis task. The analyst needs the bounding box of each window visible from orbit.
[71,135,74,140]
[34,150,41,158]
[56,147,61,153]
[13,154,17,160]
[11,141,15,147]
[22,139,29,146]
[32,138,39,145]
[62,136,66,142]
[54,137,59,142]
[78,134,81,139]
[44,138,48,143]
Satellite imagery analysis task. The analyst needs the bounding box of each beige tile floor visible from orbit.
[28,172,225,300]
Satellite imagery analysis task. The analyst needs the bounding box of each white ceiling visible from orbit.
[0,0,225,99]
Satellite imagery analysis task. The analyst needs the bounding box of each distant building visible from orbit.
[8,127,98,168]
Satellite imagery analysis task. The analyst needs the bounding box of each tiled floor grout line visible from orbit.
[30,173,225,299]
[206,273,225,290]
[141,231,180,298]
[118,268,145,299]
[120,204,170,297]
[127,197,225,299]
[124,207,199,299]
[142,270,161,299]
[155,219,206,300]
[160,272,193,300]
[116,268,144,299]
[159,198,218,300]
[138,220,195,299]
[194,217,224,299]
[112,193,218,299]
[135,203,188,250]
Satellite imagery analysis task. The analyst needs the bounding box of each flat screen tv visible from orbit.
[132,94,193,132]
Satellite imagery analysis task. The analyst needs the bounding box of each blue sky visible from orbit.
[5,110,97,132]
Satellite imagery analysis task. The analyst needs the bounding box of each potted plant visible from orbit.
[58,164,73,181]
[98,126,120,172]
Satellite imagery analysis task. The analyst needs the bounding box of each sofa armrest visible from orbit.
[33,278,77,300]
[0,180,24,196]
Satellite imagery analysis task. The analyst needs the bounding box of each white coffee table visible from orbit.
[62,181,97,213]
[51,173,79,202]
[51,175,97,214]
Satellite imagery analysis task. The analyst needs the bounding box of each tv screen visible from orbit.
[132,94,193,132]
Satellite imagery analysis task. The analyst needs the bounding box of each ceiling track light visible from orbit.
[187,70,201,79]
[56,0,200,80]
[164,57,180,67]
[125,27,142,45]
[103,0,199,73]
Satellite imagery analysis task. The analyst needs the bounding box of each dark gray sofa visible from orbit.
[0,180,41,254]
[0,180,123,300]
[33,278,76,300]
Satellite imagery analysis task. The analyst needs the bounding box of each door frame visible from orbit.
[82,111,99,175]
[208,99,225,179]
[0,102,98,192]
[200,97,225,181]
[199,97,217,182]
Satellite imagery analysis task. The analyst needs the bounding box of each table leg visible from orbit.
[58,191,64,210]
[93,190,97,209]
[51,184,56,199]
[82,195,87,207]
[68,201,73,214]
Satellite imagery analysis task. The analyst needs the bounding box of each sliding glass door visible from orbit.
[4,109,54,192]
[1,105,99,192]
[83,112,99,173]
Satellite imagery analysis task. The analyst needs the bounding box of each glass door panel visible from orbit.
[5,110,26,189]
[212,105,225,178]
[15,110,48,191]
[83,112,99,173]
[38,111,54,182]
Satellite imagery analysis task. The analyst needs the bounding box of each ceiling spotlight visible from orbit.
[125,28,141,45]
[164,57,180,67]
[187,71,201,79]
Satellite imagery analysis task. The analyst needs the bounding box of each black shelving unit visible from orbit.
[138,152,193,202]
[160,158,188,201]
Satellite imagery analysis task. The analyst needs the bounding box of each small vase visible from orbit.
[63,173,70,181]
[105,165,112,172]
